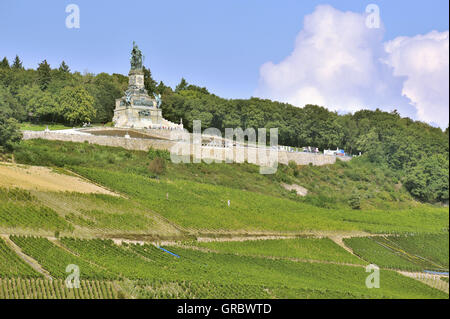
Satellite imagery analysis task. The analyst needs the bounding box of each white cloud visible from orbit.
[384,31,449,128]
[256,5,449,128]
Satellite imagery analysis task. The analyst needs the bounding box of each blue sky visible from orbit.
[0,0,449,126]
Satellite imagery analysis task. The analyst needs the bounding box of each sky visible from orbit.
[0,0,448,127]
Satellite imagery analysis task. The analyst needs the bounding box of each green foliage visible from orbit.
[0,115,22,152]
[58,238,446,298]
[348,191,361,210]
[405,154,449,202]
[147,147,170,161]
[11,55,23,70]
[37,60,51,90]
[143,67,157,95]
[0,56,447,203]
[0,187,73,232]
[0,277,118,299]
[0,238,40,278]
[58,86,96,125]
[10,236,111,279]
[58,61,70,73]
[193,238,364,264]
[344,234,449,271]
[12,139,449,234]
[71,166,449,234]
[0,57,9,69]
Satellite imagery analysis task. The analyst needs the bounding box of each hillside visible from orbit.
[0,139,447,298]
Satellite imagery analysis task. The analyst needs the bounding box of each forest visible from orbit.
[0,56,448,203]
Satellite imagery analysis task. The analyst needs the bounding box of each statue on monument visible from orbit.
[153,93,162,108]
[130,41,143,71]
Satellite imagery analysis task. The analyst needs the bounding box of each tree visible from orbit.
[0,114,22,152]
[143,66,157,95]
[0,85,24,121]
[0,57,9,69]
[58,61,70,73]
[85,73,123,123]
[12,55,23,70]
[175,78,188,92]
[58,86,95,125]
[16,84,43,121]
[30,91,59,122]
[37,60,52,90]
[405,154,449,202]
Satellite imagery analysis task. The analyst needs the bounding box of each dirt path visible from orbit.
[0,234,52,280]
[0,162,118,196]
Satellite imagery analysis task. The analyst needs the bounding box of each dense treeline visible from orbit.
[0,56,448,202]
[0,56,128,125]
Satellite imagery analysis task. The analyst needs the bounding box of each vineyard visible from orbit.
[0,139,447,299]
[191,238,364,265]
[0,278,118,299]
[0,187,73,233]
[0,235,448,298]
[71,166,449,234]
[0,238,40,278]
[344,234,449,272]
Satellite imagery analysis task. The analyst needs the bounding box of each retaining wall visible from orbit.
[22,130,351,167]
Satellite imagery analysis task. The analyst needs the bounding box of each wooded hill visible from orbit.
[0,56,448,203]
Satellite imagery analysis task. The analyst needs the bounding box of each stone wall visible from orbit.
[22,131,351,167]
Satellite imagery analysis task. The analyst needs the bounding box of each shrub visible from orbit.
[348,191,361,210]
[148,147,170,161]
[148,157,166,175]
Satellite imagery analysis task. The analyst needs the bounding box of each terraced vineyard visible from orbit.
[0,140,447,299]
[10,236,113,280]
[0,277,118,299]
[0,238,41,278]
[344,234,449,272]
[0,235,448,299]
[71,166,449,234]
[192,238,364,264]
[0,188,73,233]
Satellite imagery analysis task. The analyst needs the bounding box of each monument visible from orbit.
[112,42,183,130]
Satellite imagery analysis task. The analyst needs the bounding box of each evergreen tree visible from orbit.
[37,60,52,90]
[143,66,157,95]
[0,57,9,69]
[11,55,23,70]
[175,78,188,92]
[58,61,70,73]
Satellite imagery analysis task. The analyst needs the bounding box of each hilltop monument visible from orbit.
[112,42,182,130]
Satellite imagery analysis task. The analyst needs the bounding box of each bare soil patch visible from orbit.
[281,183,308,196]
[0,162,118,196]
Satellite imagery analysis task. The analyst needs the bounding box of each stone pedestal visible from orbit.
[113,71,180,129]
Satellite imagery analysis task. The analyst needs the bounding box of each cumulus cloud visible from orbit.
[256,5,449,128]
[384,31,449,128]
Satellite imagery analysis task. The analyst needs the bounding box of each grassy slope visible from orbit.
[0,139,447,298]
[10,139,449,235]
